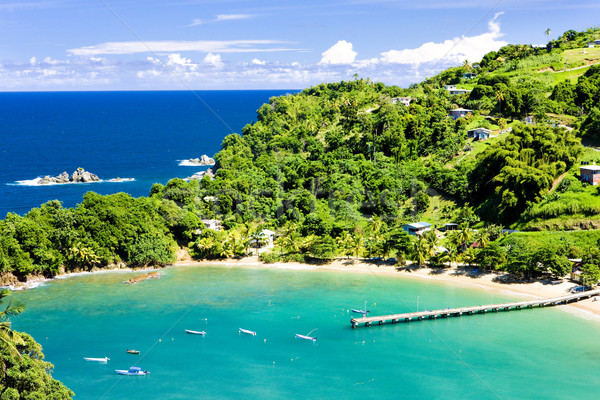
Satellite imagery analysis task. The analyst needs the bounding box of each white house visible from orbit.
[391,97,412,107]
[200,219,222,231]
[402,222,432,236]
[261,229,276,247]
[444,85,471,95]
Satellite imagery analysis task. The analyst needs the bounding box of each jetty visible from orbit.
[351,289,600,328]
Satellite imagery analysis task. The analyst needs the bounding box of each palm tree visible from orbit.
[336,232,354,259]
[350,229,364,259]
[0,289,26,364]
[495,88,505,116]
[457,224,473,252]
[412,235,431,266]
[545,28,551,43]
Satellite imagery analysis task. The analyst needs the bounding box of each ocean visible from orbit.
[0,90,291,217]
[11,265,600,399]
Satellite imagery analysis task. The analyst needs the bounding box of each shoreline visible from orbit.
[10,256,600,323]
[172,256,600,322]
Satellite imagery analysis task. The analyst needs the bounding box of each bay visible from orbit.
[0,90,291,217]
[12,265,600,399]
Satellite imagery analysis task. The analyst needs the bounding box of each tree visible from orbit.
[0,289,73,399]
[545,28,551,43]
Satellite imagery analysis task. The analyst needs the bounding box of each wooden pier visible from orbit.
[351,289,600,328]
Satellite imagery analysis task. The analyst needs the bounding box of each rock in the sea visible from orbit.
[124,271,161,284]
[188,155,215,166]
[38,169,100,184]
[70,168,99,183]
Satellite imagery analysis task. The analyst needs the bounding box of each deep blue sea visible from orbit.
[0,91,291,217]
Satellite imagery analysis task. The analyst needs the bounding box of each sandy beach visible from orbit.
[173,256,600,322]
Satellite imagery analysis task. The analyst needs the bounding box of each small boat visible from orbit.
[115,366,148,376]
[295,334,317,342]
[185,329,206,335]
[84,357,110,363]
[351,309,370,314]
[126,349,140,354]
[239,328,256,336]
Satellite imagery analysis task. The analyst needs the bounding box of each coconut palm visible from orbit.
[412,235,431,266]
[495,88,505,116]
[0,289,26,365]
[457,224,473,252]
[336,231,354,259]
[545,28,551,43]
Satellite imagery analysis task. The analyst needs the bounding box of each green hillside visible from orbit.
[3,27,600,283]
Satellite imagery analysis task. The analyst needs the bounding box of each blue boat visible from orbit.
[115,366,149,376]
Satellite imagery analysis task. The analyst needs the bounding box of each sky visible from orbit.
[0,0,599,91]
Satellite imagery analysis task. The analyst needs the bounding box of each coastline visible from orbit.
[10,255,600,323]
[172,256,600,322]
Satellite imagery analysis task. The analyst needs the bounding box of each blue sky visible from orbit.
[0,0,599,90]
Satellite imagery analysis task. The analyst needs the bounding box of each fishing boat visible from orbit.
[239,328,256,336]
[83,357,109,363]
[115,366,148,376]
[351,309,370,314]
[185,329,206,335]
[295,334,317,342]
[126,349,140,354]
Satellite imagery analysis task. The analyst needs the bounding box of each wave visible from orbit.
[178,160,214,167]
[9,177,135,187]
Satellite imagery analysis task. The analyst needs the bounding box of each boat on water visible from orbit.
[115,366,148,376]
[185,329,206,335]
[84,357,110,363]
[351,309,370,315]
[295,334,317,342]
[126,349,140,354]
[239,328,256,336]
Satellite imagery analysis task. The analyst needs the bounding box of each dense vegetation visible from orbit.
[0,289,73,399]
[1,28,600,285]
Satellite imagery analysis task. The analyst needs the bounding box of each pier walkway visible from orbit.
[351,289,600,328]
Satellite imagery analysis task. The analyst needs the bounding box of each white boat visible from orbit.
[185,329,206,335]
[115,366,149,376]
[239,328,256,336]
[295,334,317,342]
[84,357,110,363]
[351,309,370,314]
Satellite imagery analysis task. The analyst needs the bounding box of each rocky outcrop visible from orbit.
[39,168,100,185]
[186,155,215,166]
[186,168,215,181]
[124,271,161,284]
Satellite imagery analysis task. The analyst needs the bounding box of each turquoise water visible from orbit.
[12,266,600,399]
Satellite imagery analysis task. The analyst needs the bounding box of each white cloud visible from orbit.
[381,12,507,64]
[251,58,266,65]
[68,40,297,56]
[319,40,357,65]
[167,53,196,69]
[203,53,224,68]
[188,14,254,26]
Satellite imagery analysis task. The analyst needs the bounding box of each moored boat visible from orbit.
[295,334,317,342]
[351,309,370,314]
[126,349,140,354]
[84,357,110,362]
[115,366,148,376]
[185,329,206,335]
[239,328,256,336]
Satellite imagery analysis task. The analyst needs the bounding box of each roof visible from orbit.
[404,222,432,229]
[580,165,600,171]
[450,108,472,112]
[261,229,276,236]
[468,128,492,134]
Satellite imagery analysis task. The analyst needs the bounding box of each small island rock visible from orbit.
[39,169,100,185]
[187,155,215,166]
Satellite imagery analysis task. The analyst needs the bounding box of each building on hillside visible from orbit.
[440,223,459,232]
[444,85,471,95]
[200,219,222,231]
[467,127,492,140]
[463,72,477,79]
[449,108,472,120]
[595,39,600,45]
[588,43,595,48]
[523,115,535,124]
[580,165,600,185]
[402,222,432,236]
[391,97,412,107]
